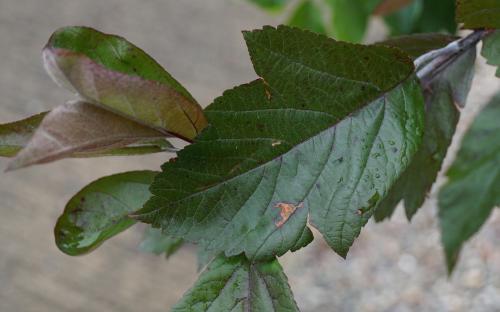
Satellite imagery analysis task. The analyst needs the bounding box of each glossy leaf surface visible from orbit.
[135,26,424,259]
[172,255,299,312]
[55,171,157,256]
[439,93,500,272]
[456,0,500,29]
[43,26,207,140]
[375,40,476,221]
[7,102,173,170]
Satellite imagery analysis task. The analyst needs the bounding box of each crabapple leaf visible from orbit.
[43,26,207,140]
[134,26,423,260]
[172,254,299,312]
[55,171,157,256]
[7,101,174,170]
[374,39,476,221]
[439,93,500,273]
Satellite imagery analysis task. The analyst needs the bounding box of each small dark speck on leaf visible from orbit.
[392,147,398,153]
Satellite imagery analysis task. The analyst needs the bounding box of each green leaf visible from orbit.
[6,101,174,171]
[287,0,326,34]
[377,33,458,59]
[438,93,500,272]
[55,171,157,256]
[385,0,456,35]
[364,0,386,13]
[481,30,500,77]
[327,0,370,42]
[384,0,423,35]
[134,26,423,259]
[248,0,290,11]
[456,0,500,29]
[374,39,476,221]
[139,227,183,258]
[43,26,207,140]
[417,0,456,33]
[172,254,299,312]
[0,112,47,157]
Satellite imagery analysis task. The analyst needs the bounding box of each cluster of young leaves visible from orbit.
[247,0,457,42]
[1,0,499,310]
[0,26,206,256]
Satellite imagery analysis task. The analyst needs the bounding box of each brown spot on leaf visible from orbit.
[271,140,282,147]
[274,202,303,227]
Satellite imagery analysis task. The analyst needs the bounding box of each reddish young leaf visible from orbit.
[7,101,172,170]
[43,26,207,140]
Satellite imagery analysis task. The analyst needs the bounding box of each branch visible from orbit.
[416,30,493,88]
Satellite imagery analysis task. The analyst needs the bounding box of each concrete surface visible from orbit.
[0,0,499,311]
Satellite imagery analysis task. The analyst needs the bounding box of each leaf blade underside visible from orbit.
[0,111,173,163]
[374,36,477,221]
[43,26,207,140]
[135,26,424,260]
[6,102,174,170]
[438,93,500,272]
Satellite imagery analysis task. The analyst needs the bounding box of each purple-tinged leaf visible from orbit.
[0,112,47,157]
[7,101,173,171]
[43,26,207,140]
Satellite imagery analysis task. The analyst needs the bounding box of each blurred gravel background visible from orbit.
[0,1,499,311]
